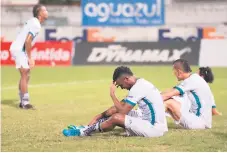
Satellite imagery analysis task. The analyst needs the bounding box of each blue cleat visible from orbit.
[62,128,81,137]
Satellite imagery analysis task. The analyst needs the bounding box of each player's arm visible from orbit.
[161,88,181,101]
[162,80,195,101]
[212,107,222,116]
[211,95,222,116]
[88,105,118,125]
[88,100,127,125]
[110,93,134,114]
[25,33,33,59]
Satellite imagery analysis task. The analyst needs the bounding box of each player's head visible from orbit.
[113,66,135,90]
[173,59,192,81]
[198,67,214,83]
[33,4,48,22]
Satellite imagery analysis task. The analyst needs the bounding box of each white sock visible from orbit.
[22,93,30,105]
[80,122,102,136]
[19,91,23,103]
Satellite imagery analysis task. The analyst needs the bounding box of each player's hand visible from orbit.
[28,58,35,68]
[110,81,117,95]
[212,108,222,116]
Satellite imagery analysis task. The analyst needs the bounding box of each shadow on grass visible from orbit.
[213,132,227,141]
[1,99,19,108]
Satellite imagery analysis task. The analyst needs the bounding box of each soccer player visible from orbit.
[10,4,48,109]
[198,67,222,116]
[63,66,168,137]
[162,59,214,129]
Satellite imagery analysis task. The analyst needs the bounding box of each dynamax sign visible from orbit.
[73,41,200,65]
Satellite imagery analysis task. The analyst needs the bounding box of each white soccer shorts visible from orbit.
[124,115,166,137]
[11,51,29,69]
[173,96,206,129]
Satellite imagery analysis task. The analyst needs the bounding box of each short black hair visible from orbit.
[199,67,214,83]
[33,4,44,17]
[113,66,133,82]
[173,59,192,73]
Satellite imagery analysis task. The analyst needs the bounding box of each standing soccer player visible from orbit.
[10,4,48,109]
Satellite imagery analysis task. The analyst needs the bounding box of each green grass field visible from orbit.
[1,66,227,152]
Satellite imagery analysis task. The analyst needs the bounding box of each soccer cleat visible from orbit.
[62,128,81,137]
[19,103,35,109]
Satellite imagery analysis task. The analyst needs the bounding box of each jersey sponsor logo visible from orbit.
[87,44,191,63]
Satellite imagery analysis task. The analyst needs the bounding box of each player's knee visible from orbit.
[111,113,123,123]
[27,74,30,81]
[20,69,29,77]
[106,107,117,116]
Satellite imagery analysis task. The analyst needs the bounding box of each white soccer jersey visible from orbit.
[10,17,41,53]
[124,78,168,131]
[174,73,213,128]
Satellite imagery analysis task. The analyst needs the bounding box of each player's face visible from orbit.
[115,76,131,90]
[40,6,48,21]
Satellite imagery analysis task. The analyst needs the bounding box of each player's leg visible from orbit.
[63,113,125,136]
[19,78,22,108]
[67,105,141,132]
[165,98,206,129]
[164,99,181,121]
[19,69,30,108]
[19,68,32,109]
[66,106,118,132]
[85,114,166,137]
[81,113,125,136]
[17,52,33,109]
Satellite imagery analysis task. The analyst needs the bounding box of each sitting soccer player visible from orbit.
[198,67,222,116]
[63,66,168,137]
[162,59,214,129]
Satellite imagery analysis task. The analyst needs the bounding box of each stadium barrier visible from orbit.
[72,41,200,65]
[199,39,227,67]
[1,27,226,43]
[0,41,73,66]
[1,40,227,67]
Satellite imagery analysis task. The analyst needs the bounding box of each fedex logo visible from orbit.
[45,28,115,43]
[159,27,225,42]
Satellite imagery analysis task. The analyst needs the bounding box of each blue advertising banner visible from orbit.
[82,0,165,26]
